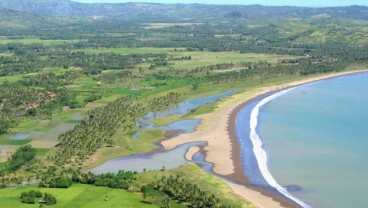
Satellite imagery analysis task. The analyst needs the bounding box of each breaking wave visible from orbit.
[249,88,312,208]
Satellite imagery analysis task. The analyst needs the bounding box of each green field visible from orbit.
[0,52,13,57]
[0,184,156,208]
[0,67,79,84]
[78,47,183,55]
[0,163,254,208]
[143,23,203,29]
[167,51,295,69]
[0,138,31,145]
[0,74,26,84]
[0,38,85,45]
[78,47,299,70]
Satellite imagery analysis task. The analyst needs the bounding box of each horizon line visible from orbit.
[70,1,367,8]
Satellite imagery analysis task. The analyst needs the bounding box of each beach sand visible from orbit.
[161,70,368,208]
[185,146,200,160]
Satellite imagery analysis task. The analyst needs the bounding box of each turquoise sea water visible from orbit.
[257,73,368,207]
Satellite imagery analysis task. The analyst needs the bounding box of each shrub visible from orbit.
[20,190,57,205]
[20,191,35,204]
[35,191,43,198]
[44,193,57,205]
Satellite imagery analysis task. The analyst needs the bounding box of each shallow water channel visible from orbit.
[92,91,236,174]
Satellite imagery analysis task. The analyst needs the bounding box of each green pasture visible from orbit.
[0,38,84,45]
[0,74,26,84]
[0,52,13,57]
[0,184,156,208]
[168,51,295,69]
[0,162,8,168]
[78,47,181,55]
[0,67,78,84]
[78,47,300,72]
[0,164,253,208]
[0,137,31,145]
[35,148,50,157]
[85,128,164,169]
[143,22,203,29]
[77,48,297,69]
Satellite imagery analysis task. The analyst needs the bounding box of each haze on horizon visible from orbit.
[73,0,368,7]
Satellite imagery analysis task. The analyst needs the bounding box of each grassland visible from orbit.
[78,47,184,55]
[84,128,165,169]
[0,38,85,45]
[0,52,13,57]
[0,67,79,84]
[0,73,26,84]
[0,184,156,208]
[79,48,298,69]
[143,23,203,29]
[168,51,296,69]
[0,163,254,208]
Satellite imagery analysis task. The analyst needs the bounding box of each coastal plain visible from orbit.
[1,2,368,208]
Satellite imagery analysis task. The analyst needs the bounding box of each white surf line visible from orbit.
[249,87,312,208]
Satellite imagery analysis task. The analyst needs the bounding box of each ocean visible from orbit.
[238,73,368,207]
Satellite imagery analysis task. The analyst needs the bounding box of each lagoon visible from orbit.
[93,91,235,174]
[133,91,236,138]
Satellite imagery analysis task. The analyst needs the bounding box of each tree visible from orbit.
[20,191,35,204]
[35,191,43,198]
[7,145,36,173]
[162,197,171,208]
[43,193,57,205]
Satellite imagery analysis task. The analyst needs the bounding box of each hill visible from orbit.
[0,7,54,36]
[0,0,367,22]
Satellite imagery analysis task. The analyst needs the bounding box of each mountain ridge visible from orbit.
[0,0,367,22]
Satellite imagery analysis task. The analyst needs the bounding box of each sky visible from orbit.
[74,0,368,7]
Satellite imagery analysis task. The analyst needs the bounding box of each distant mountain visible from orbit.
[0,0,94,16]
[0,0,367,22]
[0,7,48,29]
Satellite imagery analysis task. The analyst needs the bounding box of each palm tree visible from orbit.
[162,198,171,208]
[27,176,32,185]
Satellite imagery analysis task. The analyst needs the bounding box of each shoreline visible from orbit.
[161,69,368,208]
[227,97,299,208]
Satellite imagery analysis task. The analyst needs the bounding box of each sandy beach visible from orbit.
[160,69,368,208]
[185,146,201,160]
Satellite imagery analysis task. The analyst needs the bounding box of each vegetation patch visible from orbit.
[1,145,36,174]
[20,190,57,205]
